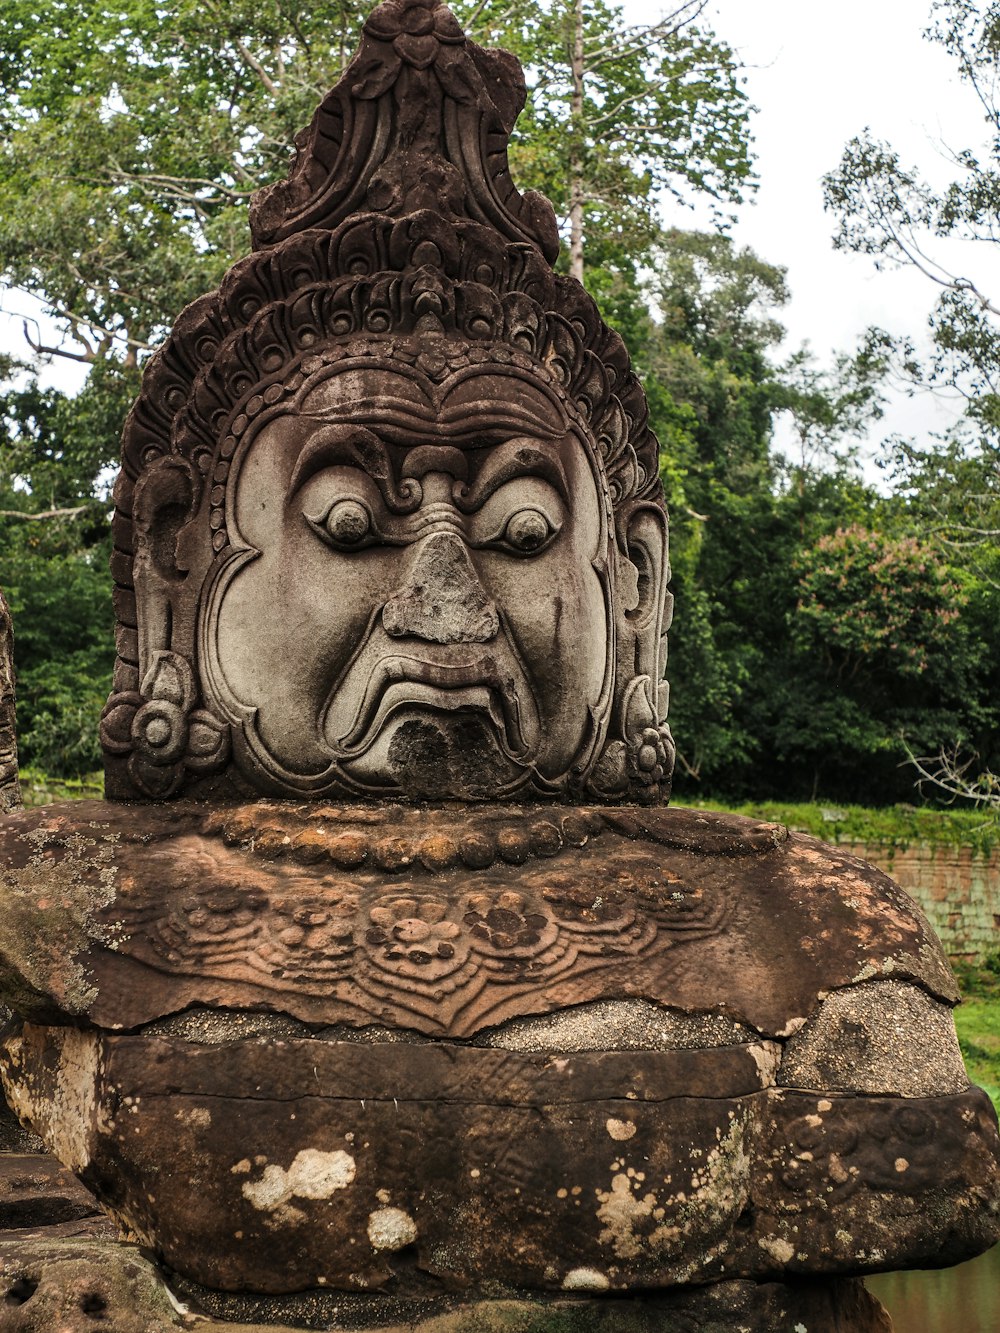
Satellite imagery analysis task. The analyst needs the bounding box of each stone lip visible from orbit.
[0,801,959,1037]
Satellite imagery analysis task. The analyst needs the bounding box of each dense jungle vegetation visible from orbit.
[1,0,999,813]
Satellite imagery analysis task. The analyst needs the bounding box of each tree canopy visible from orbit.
[0,0,752,364]
[1,0,997,807]
[824,0,1000,802]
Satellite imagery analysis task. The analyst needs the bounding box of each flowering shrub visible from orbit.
[793,525,966,679]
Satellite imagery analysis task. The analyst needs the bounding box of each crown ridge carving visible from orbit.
[249,0,560,261]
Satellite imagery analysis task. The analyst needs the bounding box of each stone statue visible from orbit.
[99,0,671,809]
[0,3,997,1330]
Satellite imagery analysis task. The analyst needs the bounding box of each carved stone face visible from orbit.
[200,352,612,797]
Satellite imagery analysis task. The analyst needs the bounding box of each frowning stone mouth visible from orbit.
[335,654,533,759]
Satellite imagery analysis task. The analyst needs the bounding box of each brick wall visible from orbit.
[839,841,1000,963]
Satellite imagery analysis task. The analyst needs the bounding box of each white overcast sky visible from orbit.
[633,0,990,457]
[2,0,990,460]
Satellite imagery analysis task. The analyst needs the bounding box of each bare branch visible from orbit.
[584,1,708,68]
[21,321,94,365]
[904,740,1000,811]
[0,505,93,522]
[234,39,280,95]
[106,168,255,205]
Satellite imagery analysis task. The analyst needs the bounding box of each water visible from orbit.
[867,1244,1000,1332]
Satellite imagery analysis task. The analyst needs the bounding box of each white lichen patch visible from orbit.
[367,1206,418,1251]
[605,1117,636,1141]
[747,1041,781,1086]
[174,1106,211,1128]
[242,1149,356,1212]
[777,1017,807,1038]
[758,1236,795,1264]
[2,1027,103,1173]
[562,1267,610,1291]
[596,1117,749,1264]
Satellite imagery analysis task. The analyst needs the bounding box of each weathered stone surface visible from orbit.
[2,1015,997,1297]
[779,979,969,1096]
[0,1231,894,1333]
[0,1153,106,1231]
[172,1278,895,1332]
[0,1236,184,1333]
[841,839,1000,964]
[0,802,958,1038]
[0,1095,43,1154]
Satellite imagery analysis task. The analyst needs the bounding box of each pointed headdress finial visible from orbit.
[251,0,560,260]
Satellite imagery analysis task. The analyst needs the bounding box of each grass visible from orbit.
[683,797,1000,857]
[16,766,103,806]
[952,959,1000,1114]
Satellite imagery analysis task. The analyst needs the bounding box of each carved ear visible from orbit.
[588,504,673,803]
[132,458,204,674]
[623,505,670,704]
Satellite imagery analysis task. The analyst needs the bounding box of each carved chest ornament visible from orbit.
[100,0,674,805]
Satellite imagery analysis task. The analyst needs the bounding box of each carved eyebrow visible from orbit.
[458,438,569,512]
[286,423,419,514]
[288,424,394,497]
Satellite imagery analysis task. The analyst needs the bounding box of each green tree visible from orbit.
[0,359,120,774]
[823,0,1000,803]
[824,2,1000,427]
[1,0,752,372]
[469,0,753,279]
[781,525,995,800]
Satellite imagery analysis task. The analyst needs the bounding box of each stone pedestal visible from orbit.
[0,799,996,1316]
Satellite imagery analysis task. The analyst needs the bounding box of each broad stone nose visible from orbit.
[382,531,499,644]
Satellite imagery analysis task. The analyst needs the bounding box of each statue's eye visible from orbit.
[497,507,557,555]
[306,498,373,549]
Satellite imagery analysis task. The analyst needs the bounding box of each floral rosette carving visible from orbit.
[463,890,561,971]
[362,0,465,86]
[100,651,229,799]
[364,895,473,992]
[254,891,359,988]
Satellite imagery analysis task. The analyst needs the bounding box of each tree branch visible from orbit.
[21,321,94,364]
[234,38,280,95]
[904,739,1000,810]
[0,505,93,521]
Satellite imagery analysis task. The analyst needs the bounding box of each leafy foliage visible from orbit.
[0,1,996,809]
[792,526,966,678]
[1,538,114,775]
[468,0,753,274]
[822,0,1000,803]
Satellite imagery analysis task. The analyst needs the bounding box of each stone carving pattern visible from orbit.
[112,813,731,1029]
